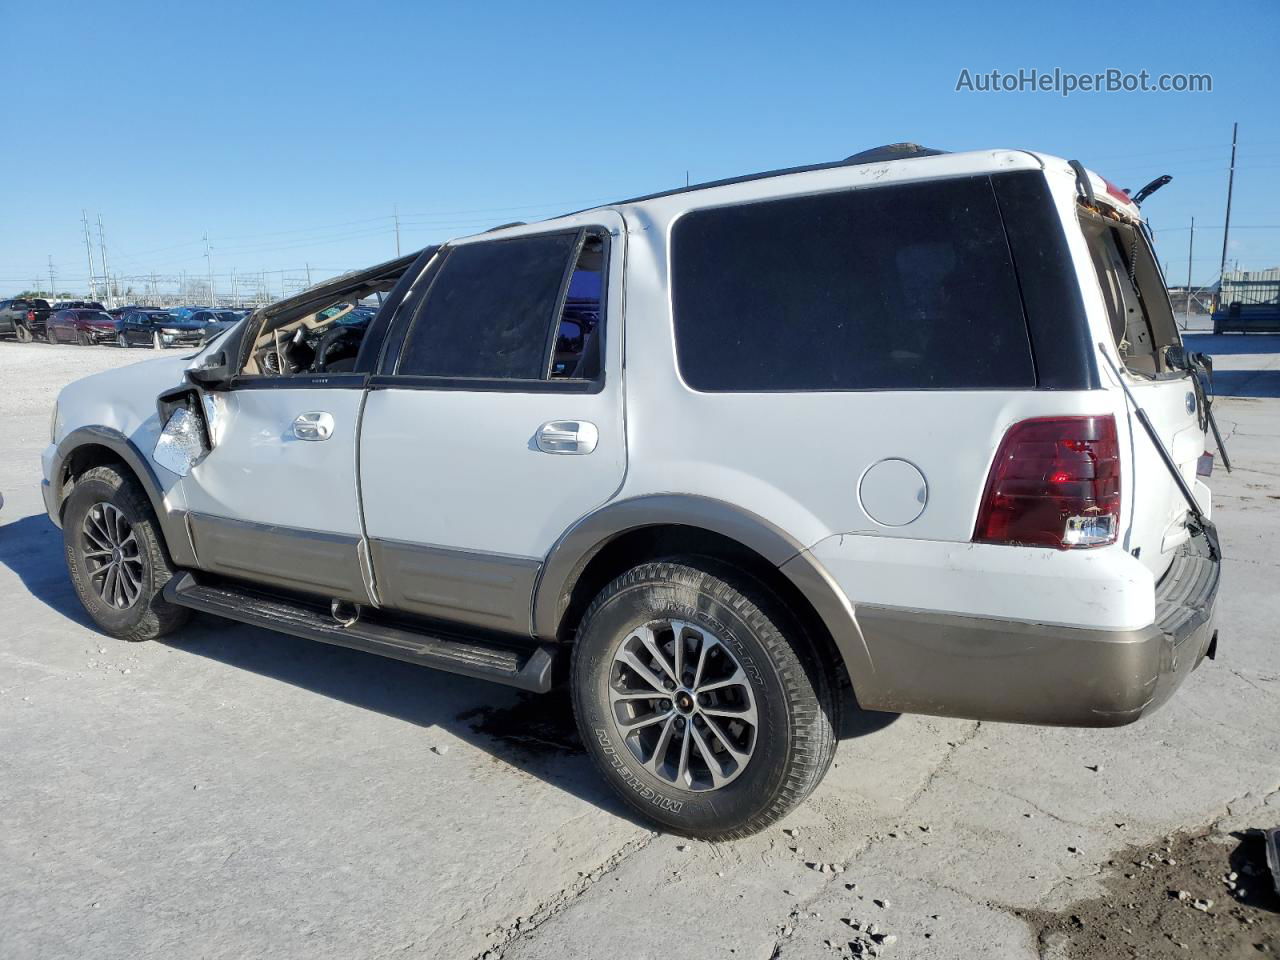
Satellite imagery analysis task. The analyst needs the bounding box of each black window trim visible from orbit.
[375,225,611,394]
[228,372,370,391]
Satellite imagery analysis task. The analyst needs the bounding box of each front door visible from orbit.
[359,215,627,634]
[178,379,369,602]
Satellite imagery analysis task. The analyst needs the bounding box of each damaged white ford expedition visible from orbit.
[44,144,1221,839]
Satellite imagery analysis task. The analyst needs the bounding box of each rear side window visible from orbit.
[671,177,1035,391]
[397,232,579,380]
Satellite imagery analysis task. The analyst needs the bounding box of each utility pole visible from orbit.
[203,232,215,305]
[97,214,113,307]
[1217,122,1238,294]
[394,205,401,256]
[81,210,98,300]
[231,268,239,306]
[48,256,56,300]
[306,262,312,288]
[1185,216,1195,329]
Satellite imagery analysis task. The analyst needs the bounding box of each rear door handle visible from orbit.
[293,411,334,441]
[536,420,598,455]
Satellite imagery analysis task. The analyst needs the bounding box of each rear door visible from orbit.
[358,216,626,634]
[1078,209,1206,574]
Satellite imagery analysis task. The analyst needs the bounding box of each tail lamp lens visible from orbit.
[974,415,1120,550]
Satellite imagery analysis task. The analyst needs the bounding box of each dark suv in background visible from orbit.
[0,298,52,341]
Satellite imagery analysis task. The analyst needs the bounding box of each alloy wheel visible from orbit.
[81,502,145,609]
[607,619,759,792]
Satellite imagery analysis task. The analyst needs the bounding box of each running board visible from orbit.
[163,572,556,693]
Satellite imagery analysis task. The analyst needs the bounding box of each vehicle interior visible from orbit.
[550,233,605,379]
[237,232,606,380]
[1079,206,1182,377]
[240,271,406,376]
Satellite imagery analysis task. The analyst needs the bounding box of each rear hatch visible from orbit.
[1075,194,1206,578]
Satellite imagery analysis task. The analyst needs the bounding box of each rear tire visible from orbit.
[62,465,189,642]
[45,328,57,343]
[15,323,33,343]
[153,331,163,350]
[571,559,838,840]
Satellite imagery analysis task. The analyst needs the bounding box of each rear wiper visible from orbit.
[1129,174,1172,207]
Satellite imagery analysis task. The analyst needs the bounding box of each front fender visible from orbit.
[48,425,197,567]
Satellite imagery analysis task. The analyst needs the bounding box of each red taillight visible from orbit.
[974,415,1121,550]
[26,310,36,322]
[1102,178,1131,205]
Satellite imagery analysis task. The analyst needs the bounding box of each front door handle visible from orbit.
[293,411,334,441]
[536,420,598,455]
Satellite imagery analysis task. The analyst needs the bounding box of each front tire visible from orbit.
[62,465,189,642]
[153,331,163,350]
[76,329,90,346]
[572,560,838,840]
[117,332,129,348]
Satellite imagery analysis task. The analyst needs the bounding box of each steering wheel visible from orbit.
[312,325,364,372]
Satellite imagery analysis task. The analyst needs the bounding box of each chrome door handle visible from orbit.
[293,411,334,441]
[536,420,598,455]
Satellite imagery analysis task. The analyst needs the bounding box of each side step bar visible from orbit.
[163,572,557,693]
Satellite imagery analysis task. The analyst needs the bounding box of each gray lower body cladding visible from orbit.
[186,513,372,604]
[369,539,539,634]
[816,531,1219,727]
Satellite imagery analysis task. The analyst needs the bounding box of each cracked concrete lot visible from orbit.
[1,330,1277,960]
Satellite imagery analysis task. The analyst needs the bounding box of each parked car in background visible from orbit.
[115,309,176,348]
[167,306,210,323]
[192,309,245,344]
[47,308,119,344]
[0,298,52,341]
[1213,301,1280,335]
[51,300,106,312]
[150,313,207,348]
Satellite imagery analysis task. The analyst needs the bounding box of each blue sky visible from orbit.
[2,0,1277,298]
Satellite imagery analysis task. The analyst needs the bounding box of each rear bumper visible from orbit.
[828,527,1219,726]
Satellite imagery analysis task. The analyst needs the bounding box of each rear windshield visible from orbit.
[671,176,1035,391]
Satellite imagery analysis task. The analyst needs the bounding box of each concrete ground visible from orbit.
[1,334,1277,960]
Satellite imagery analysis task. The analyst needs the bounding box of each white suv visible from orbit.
[44,144,1221,838]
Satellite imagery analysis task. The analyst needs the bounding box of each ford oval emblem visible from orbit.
[1186,391,1197,415]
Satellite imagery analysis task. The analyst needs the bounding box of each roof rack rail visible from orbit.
[597,142,949,210]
